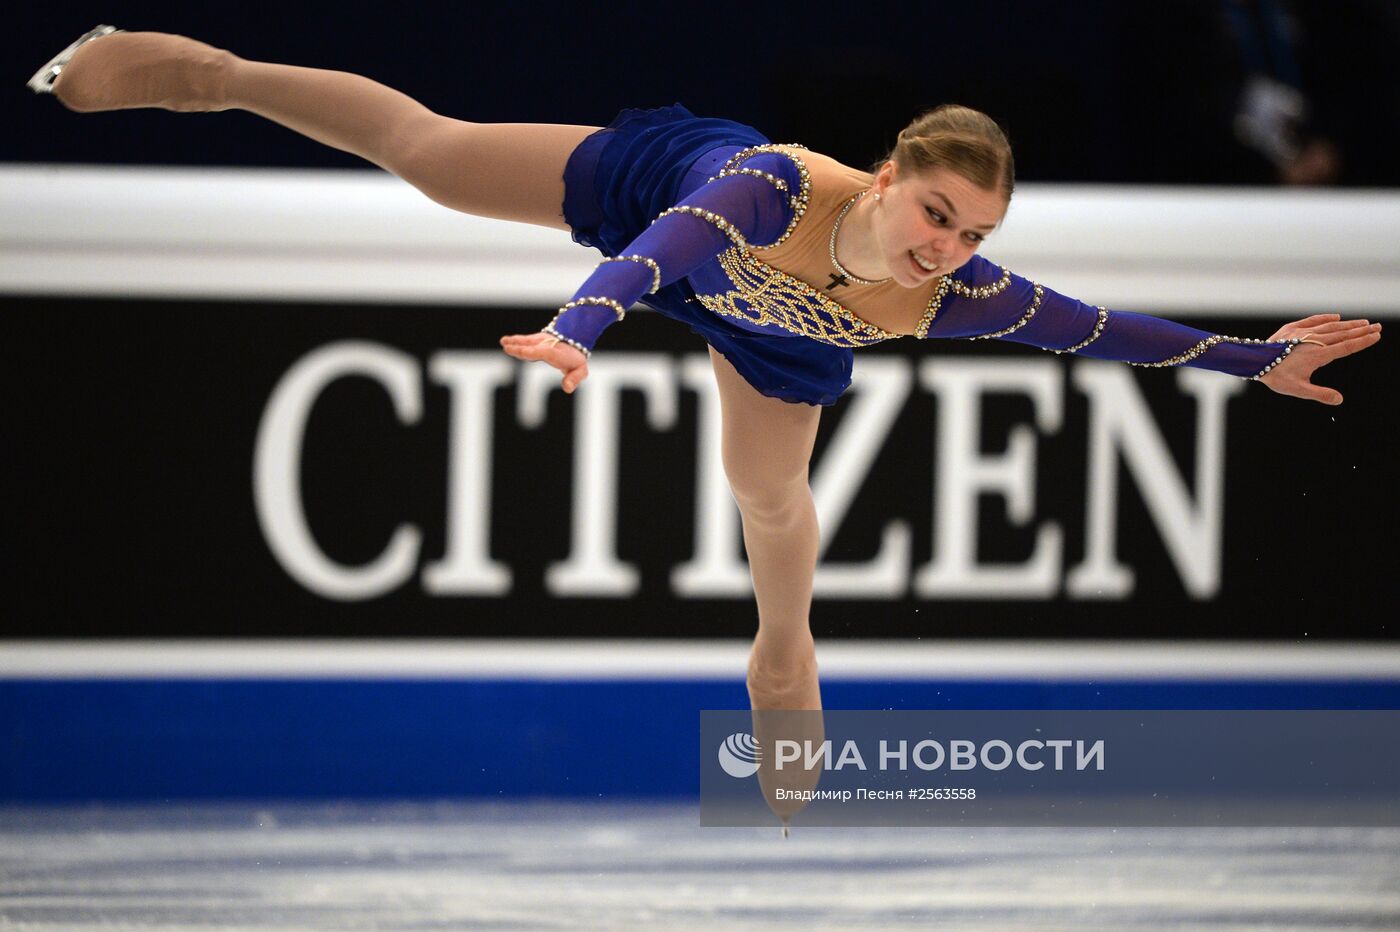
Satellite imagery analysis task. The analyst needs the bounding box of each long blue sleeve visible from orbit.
[923,256,1298,379]
[542,152,800,356]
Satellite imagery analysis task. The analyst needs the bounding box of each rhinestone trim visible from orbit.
[971,283,1044,340]
[913,265,1012,340]
[599,255,662,295]
[654,206,751,250]
[717,144,812,249]
[558,296,628,322]
[1054,307,1109,354]
[828,192,891,286]
[1127,335,1300,376]
[539,323,592,359]
[711,166,798,211]
[1250,339,1301,379]
[948,265,1012,298]
[914,278,951,339]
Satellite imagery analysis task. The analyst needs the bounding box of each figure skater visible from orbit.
[29,26,1382,735]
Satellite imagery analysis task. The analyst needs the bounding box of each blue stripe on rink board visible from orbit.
[2,679,1398,802]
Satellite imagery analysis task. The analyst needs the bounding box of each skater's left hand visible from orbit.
[1258,313,1382,405]
[499,332,590,393]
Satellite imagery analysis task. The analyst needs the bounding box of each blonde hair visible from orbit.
[882,104,1015,202]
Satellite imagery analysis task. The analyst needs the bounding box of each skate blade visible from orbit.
[27,24,121,94]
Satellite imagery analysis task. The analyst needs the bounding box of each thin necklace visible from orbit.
[825,191,891,291]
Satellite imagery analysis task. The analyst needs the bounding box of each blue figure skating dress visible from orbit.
[557,104,1299,406]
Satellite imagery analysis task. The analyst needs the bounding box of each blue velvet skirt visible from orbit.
[561,104,853,406]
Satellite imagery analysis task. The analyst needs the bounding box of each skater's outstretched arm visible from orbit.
[923,257,1382,403]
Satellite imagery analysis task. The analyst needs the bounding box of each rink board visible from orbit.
[2,641,1397,802]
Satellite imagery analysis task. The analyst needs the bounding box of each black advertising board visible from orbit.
[7,295,1396,639]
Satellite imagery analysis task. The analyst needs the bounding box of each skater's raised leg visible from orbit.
[46,30,598,230]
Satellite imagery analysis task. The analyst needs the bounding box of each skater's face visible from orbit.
[870,161,1006,287]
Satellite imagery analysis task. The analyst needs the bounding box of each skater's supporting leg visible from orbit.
[708,346,823,712]
[52,31,597,230]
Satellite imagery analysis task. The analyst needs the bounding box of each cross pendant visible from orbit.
[825,273,850,291]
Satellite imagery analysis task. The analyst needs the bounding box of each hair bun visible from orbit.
[882,104,1015,201]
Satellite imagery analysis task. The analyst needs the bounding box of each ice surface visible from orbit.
[2,801,1398,930]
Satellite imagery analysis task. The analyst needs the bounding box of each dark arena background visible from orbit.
[3,2,1399,928]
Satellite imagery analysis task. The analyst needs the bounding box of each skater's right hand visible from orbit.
[499,332,590,394]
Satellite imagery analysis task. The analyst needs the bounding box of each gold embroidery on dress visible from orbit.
[693,247,902,348]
